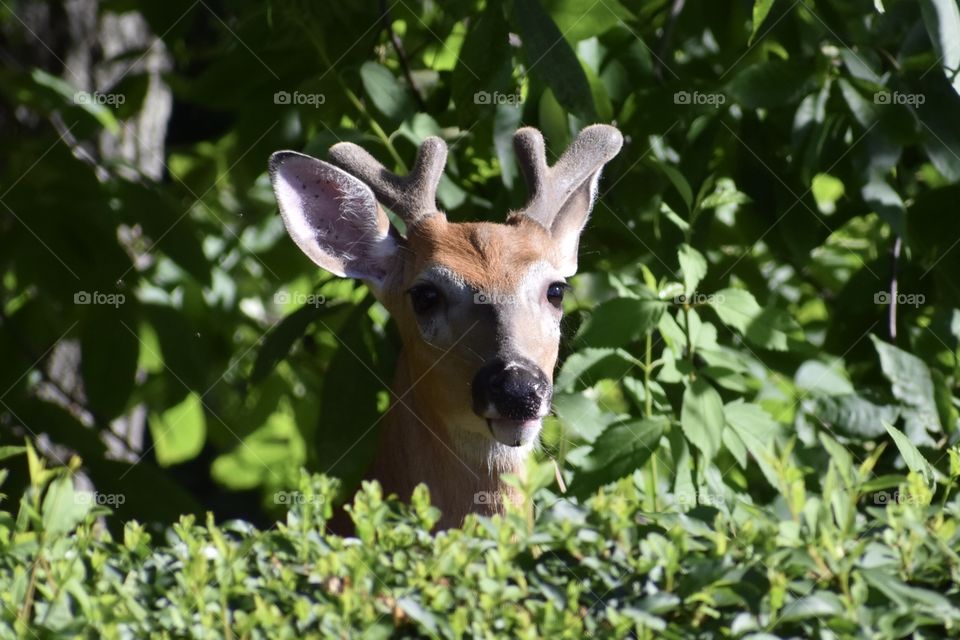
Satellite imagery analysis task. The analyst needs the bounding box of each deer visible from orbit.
[268,124,623,529]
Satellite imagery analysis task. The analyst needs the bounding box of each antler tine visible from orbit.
[513,128,549,206]
[328,136,448,226]
[513,124,624,228]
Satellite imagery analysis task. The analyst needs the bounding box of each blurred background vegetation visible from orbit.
[1,0,958,530]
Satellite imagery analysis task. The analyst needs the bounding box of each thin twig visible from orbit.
[380,0,426,111]
[655,0,686,81]
[888,236,901,340]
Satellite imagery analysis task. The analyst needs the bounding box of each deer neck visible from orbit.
[369,350,528,529]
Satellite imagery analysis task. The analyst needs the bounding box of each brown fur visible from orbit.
[403,215,553,293]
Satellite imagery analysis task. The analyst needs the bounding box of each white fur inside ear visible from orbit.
[270,152,397,283]
[552,168,603,276]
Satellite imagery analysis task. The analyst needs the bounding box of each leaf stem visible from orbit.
[644,332,660,512]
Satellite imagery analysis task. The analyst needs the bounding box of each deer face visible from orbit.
[269,126,622,452]
[384,215,563,448]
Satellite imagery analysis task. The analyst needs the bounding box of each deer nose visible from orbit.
[472,357,551,421]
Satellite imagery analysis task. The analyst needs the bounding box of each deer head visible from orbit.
[269,125,622,523]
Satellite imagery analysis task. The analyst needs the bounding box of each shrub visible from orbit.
[3,441,959,638]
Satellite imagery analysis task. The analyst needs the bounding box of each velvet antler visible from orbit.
[512,124,623,228]
[327,137,448,227]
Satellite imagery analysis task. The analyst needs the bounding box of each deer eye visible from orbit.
[546,282,569,309]
[409,283,442,314]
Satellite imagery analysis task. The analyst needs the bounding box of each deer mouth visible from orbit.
[486,418,542,447]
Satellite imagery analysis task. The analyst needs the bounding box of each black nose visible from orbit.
[472,356,551,421]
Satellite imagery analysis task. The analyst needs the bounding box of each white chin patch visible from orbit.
[488,418,542,447]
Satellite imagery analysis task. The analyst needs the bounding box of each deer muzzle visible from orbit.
[471,356,551,447]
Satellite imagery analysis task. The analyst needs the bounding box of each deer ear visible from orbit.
[269,151,398,285]
[513,125,622,277]
[549,168,603,277]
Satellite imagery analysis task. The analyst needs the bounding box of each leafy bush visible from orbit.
[2,0,958,522]
[3,442,960,638]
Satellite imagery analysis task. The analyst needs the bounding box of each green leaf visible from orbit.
[811,173,845,215]
[837,77,879,128]
[31,68,120,134]
[726,60,814,109]
[553,391,619,443]
[360,61,415,122]
[744,306,795,351]
[212,404,304,490]
[698,177,751,210]
[871,336,942,434]
[681,378,724,461]
[750,0,777,44]
[451,3,514,126]
[572,417,667,496]
[656,163,694,212]
[709,288,762,333]
[795,360,854,396]
[778,591,844,623]
[555,348,638,392]
[883,422,935,483]
[42,476,89,537]
[725,400,780,486]
[252,303,342,383]
[315,302,397,493]
[813,394,897,439]
[514,0,596,120]
[80,305,141,420]
[862,568,960,619]
[396,597,440,636]
[575,297,666,348]
[149,392,206,466]
[544,0,634,42]
[919,0,960,96]
[0,446,26,461]
[677,244,707,296]
[862,178,905,237]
